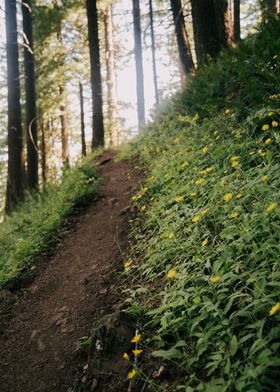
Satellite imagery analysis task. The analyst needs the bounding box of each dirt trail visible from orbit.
[0,151,140,392]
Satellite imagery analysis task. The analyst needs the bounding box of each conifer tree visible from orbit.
[5,0,24,211]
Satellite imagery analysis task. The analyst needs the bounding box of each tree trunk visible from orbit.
[233,0,240,42]
[79,82,86,157]
[5,0,24,211]
[149,0,160,105]
[191,0,230,65]
[132,0,145,129]
[170,0,195,76]
[104,5,119,146]
[86,0,105,149]
[40,116,47,188]
[22,0,38,191]
[214,0,233,47]
[59,85,70,169]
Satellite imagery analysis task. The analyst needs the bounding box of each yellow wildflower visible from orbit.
[268,112,274,116]
[266,202,277,213]
[236,193,242,199]
[167,269,176,279]
[201,147,208,154]
[123,352,129,360]
[224,108,231,114]
[223,193,233,202]
[132,349,143,356]
[181,161,189,168]
[190,192,197,197]
[265,138,272,144]
[192,216,201,223]
[210,276,220,283]
[175,196,184,203]
[141,187,148,193]
[230,156,239,161]
[140,205,146,212]
[167,232,174,239]
[269,302,280,316]
[262,124,269,131]
[202,238,208,247]
[261,175,269,182]
[131,334,141,343]
[127,369,137,379]
[201,209,209,215]
[272,120,278,127]
[216,200,221,205]
[259,150,266,157]
[230,212,239,219]
[231,161,239,168]
[195,178,205,186]
[124,260,133,269]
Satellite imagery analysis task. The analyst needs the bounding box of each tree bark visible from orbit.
[233,0,240,42]
[40,116,47,188]
[86,0,105,149]
[22,0,38,191]
[191,0,230,65]
[214,0,233,47]
[59,85,70,169]
[149,0,160,105]
[132,0,145,129]
[170,0,195,76]
[5,0,24,211]
[79,82,86,157]
[104,5,119,146]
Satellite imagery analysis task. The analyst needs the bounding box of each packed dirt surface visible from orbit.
[0,151,140,392]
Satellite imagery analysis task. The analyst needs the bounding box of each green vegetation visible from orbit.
[122,16,280,391]
[0,157,99,288]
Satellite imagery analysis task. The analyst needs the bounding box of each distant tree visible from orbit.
[59,85,70,168]
[260,0,277,14]
[104,4,119,145]
[233,0,241,42]
[5,0,24,211]
[132,0,145,128]
[170,0,195,76]
[149,0,159,105]
[86,0,105,148]
[191,0,231,65]
[79,82,86,156]
[22,0,39,190]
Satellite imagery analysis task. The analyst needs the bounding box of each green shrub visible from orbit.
[0,156,99,288]
[122,16,280,391]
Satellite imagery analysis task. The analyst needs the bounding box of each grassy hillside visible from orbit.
[121,16,280,391]
[0,157,99,289]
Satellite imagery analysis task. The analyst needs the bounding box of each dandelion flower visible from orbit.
[261,124,269,131]
[201,209,209,215]
[223,193,233,202]
[140,205,146,212]
[230,212,239,219]
[231,161,239,168]
[261,175,269,182]
[195,178,205,186]
[132,349,143,356]
[167,232,174,239]
[210,276,220,283]
[192,216,201,223]
[124,260,133,269]
[201,147,208,154]
[272,121,278,127]
[127,369,137,379]
[265,138,272,144]
[236,193,242,199]
[258,150,266,157]
[123,352,129,360]
[266,202,277,213]
[131,334,141,343]
[268,112,274,116]
[230,156,239,161]
[190,192,197,197]
[167,269,176,279]
[202,238,208,246]
[269,302,280,316]
[175,196,184,203]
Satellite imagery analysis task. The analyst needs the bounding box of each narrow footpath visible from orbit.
[0,151,140,392]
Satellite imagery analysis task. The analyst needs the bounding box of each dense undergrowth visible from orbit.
[121,16,280,391]
[0,156,99,288]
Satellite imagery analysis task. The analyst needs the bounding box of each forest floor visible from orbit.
[0,150,141,392]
